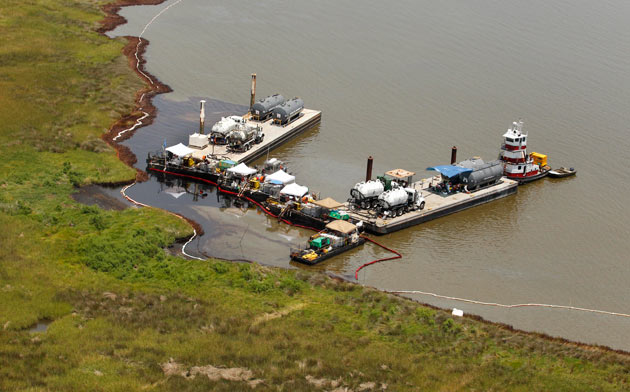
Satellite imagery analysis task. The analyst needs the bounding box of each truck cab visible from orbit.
[405,188,426,210]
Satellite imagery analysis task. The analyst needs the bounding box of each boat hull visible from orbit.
[291,238,366,265]
[265,203,329,231]
[508,169,549,184]
[548,168,576,178]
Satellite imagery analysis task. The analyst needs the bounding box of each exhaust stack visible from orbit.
[250,73,257,110]
[366,156,374,182]
[451,146,457,164]
[199,100,206,134]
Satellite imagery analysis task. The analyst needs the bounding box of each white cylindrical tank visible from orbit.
[351,180,384,200]
[211,116,243,135]
[228,128,257,142]
[378,188,408,209]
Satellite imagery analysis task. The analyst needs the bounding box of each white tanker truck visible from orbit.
[227,123,264,152]
[211,115,244,145]
[349,180,386,209]
[376,187,425,217]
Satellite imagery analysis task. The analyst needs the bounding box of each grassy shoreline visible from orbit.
[0,0,628,390]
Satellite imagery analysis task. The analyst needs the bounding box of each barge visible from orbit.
[147,75,320,180]
[290,220,365,265]
[348,177,517,234]
[187,107,321,164]
[346,157,519,235]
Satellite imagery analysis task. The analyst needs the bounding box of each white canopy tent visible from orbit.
[265,170,295,185]
[165,143,195,157]
[280,183,309,198]
[227,163,258,176]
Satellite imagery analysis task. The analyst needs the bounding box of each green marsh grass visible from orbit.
[0,0,628,390]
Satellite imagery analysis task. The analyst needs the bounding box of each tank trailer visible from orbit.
[227,123,264,152]
[348,169,414,210]
[211,115,244,145]
[376,187,425,217]
[349,180,385,209]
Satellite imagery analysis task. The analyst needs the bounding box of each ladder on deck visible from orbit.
[277,203,293,221]
[238,182,250,198]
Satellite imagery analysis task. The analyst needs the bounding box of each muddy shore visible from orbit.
[94,0,629,357]
[95,0,203,236]
[98,0,171,184]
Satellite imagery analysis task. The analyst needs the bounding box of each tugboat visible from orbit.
[290,220,365,265]
[499,120,550,184]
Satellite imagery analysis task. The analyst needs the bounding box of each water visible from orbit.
[29,321,50,333]
[110,0,630,350]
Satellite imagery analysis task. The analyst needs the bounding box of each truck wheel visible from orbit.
[419,201,425,210]
[361,201,367,209]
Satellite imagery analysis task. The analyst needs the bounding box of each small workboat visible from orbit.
[548,167,576,178]
[290,220,365,265]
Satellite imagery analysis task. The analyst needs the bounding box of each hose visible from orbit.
[354,235,402,280]
[148,168,320,232]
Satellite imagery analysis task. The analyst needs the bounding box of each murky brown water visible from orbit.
[111,0,630,350]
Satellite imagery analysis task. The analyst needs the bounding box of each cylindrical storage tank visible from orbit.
[228,127,257,143]
[378,188,408,210]
[350,180,385,200]
[272,98,304,125]
[228,130,247,142]
[212,116,240,135]
[462,160,503,190]
[456,157,486,170]
[251,94,285,121]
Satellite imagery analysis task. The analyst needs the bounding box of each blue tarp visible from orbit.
[426,165,472,178]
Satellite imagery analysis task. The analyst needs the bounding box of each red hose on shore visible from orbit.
[355,236,402,280]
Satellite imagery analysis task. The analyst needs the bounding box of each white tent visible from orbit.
[227,163,258,176]
[280,183,309,198]
[265,170,295,185]
[165,143,194,157]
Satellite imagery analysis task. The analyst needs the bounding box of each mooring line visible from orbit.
[389,290,630,319]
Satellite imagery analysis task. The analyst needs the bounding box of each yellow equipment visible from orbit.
[303,251,318,261]
[249,178,260,190]
[530,152,547,167]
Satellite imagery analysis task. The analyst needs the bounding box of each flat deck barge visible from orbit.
[190,109,321,163]
[347,176,518,235]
